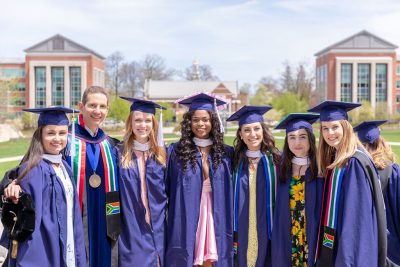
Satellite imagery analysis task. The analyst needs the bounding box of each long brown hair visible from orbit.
[17,127,45,181]
[121,112,166,168]
[363,136,396,169]
[318,120,363,175]
[279,128,318,182]
[233,122,280,171]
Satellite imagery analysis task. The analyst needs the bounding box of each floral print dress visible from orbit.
[289,175,308,267]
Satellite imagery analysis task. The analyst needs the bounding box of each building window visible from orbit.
[397,65,400,75]
[0,68,25,79]
[376,64,387,102]
[397,80,400,89]
[52,67,64,106]
[357,63,370,102]
[70,67,81,107]
[341,64,352,102]
[35,67,46,108]
[397,95,400,103]
[11,98,26,106]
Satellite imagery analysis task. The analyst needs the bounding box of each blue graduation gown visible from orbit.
[318,157,379,266]
[385,163,400,265]
[115,145,167,267]
[271,169,323,267]
[8,160,86,267]
[66,124,118,267]
[236,160,275,267]
[165,143,234,267]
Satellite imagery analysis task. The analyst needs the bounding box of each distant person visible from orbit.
[66,86,120,267]
[2,107,86,266]
[354,120,400,266]
[115,97,167,266]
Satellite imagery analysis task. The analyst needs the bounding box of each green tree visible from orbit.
[108,96,130,122]
[154,102,175,123]
[250,84,274,105]
[271,91,309,117]
[375,102,389,120]
[350,101,374,124]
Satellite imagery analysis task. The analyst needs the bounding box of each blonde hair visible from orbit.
[121,112,166,168]
[318,120,363,175]
[363,136,396,169]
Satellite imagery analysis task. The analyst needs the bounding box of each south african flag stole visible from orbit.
[315,166,345,265]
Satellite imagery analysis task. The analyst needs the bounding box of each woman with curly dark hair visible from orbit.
[165,93,234,267]
[226,105,280,267]
[271,113,323,267]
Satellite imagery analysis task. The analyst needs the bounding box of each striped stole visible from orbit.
[315,166,345,264]
[233,153,277,258]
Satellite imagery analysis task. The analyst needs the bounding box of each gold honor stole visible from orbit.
[233,154,277,256]
[315,166,345,264]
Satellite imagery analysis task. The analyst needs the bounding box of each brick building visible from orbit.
[0,34,105,116]
[315,30,400,115]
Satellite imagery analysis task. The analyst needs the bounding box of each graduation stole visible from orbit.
[70,115,119,211]
[315,166,345,264]
[233,153,277,256]
[71,137,119,209]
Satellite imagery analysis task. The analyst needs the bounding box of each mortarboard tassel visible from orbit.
[157,109,164,147]
[214,98,224,133]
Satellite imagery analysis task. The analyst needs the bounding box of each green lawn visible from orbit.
[0,160,20,179]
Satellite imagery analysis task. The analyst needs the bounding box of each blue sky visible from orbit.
[1,0,400,87]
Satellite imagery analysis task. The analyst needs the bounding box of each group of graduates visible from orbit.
[0,85,398,267]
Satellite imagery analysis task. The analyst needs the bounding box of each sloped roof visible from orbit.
[145,80,239,99]
[24,34,105,59]
[0,58,25,64]
[315,30,398,56]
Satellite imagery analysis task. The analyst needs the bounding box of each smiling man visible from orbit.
[67,86,120,267]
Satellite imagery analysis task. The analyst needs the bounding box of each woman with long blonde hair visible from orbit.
[115,97,167,267]
[308,101,386,267]
[354,120,400,266]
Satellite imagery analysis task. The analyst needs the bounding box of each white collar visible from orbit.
[85,126,98,137]
[193,137,213,147]
[291,156,309,166]
[246,150,263,158]
[133,140,150,151]
[42,154,63,164]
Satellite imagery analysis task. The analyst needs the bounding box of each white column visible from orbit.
[387,62,393,114]
[370,63,376,109]
[352,63,358,103]
[46,66,52,106]
[335,61,341,101]
[64,66,70,107]
[29,65,35,108]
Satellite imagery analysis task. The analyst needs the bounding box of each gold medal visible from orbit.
[89,173,101,188]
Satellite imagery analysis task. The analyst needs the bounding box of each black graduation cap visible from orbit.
[23,106,78,127]
[120,97,166,114]
[275,113,320,133]
[226,105,272,126]
[307,100,361,122]
[354,120,387,144]
[1,192,35,243]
